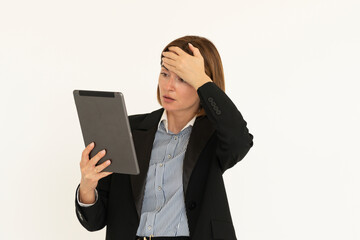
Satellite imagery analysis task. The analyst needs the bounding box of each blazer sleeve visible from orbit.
[75,174,112,231]
[197,82,254,172]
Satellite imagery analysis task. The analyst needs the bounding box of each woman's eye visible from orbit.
[161,73,168,77]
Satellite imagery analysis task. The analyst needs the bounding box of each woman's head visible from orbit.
[157,35,225,116]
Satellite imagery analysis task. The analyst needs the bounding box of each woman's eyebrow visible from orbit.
[161,65,169,71]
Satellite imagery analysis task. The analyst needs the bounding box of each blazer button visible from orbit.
[207,97,214,102]
[216,110,221,115]
[188,201,197,210]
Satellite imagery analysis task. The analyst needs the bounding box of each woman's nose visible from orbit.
[165,75,177,89]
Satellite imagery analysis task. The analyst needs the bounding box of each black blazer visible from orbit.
[75,82,254,240]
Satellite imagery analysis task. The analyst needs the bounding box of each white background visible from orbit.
[1,0,359,239]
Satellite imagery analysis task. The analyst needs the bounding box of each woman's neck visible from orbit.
[166,110,197,134]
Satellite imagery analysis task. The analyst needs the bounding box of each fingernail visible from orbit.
[102,149,106,154]
[90,142,94,146]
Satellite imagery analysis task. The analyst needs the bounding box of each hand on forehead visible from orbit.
[160,43,210,90]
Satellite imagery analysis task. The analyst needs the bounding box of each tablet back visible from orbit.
[73,90,139,175]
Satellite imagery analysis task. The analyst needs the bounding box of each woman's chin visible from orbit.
[162,104,183,113]
[162,105,176,112]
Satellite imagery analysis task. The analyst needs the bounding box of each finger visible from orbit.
[162,57,177,68]
[162,51,179,60]
[162,62,179,75]
[89,149,106,167]
[94,159,111,173]
[188,43,202,58]
[168,46,185,56]
[80,142,95,167]
[96,171,113,181]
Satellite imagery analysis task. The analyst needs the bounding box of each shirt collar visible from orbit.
[158,109,197,133]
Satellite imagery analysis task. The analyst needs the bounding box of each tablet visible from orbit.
[73,90,139,175]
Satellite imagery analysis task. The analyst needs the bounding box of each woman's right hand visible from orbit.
[79,142,113,204]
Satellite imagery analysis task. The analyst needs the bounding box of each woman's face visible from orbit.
[158,65,200,116]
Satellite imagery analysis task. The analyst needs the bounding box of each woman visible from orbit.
[75,35,254,240]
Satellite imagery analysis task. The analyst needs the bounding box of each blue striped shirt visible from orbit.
[136,110,195,237]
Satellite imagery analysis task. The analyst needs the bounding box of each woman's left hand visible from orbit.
[161,43,212,90]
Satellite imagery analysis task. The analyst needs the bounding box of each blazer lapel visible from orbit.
[130,109,163,218]
[183,116,215,197]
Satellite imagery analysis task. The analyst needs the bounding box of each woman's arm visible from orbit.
[75,174,111,231]
[197,81,254,172]
[75,143,112,231]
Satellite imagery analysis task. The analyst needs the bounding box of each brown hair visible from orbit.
[157,35,225,116]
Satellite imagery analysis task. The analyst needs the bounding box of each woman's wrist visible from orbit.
[79,184,96,204]
[194,75,213,90]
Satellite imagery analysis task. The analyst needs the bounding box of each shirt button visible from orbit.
[159,163,163,167]
[167,154,171,159]
[174,136,178,140]
[148,225,152,230]
[158,186,162,191]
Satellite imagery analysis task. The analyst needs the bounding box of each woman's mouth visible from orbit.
[163,95,175,103]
